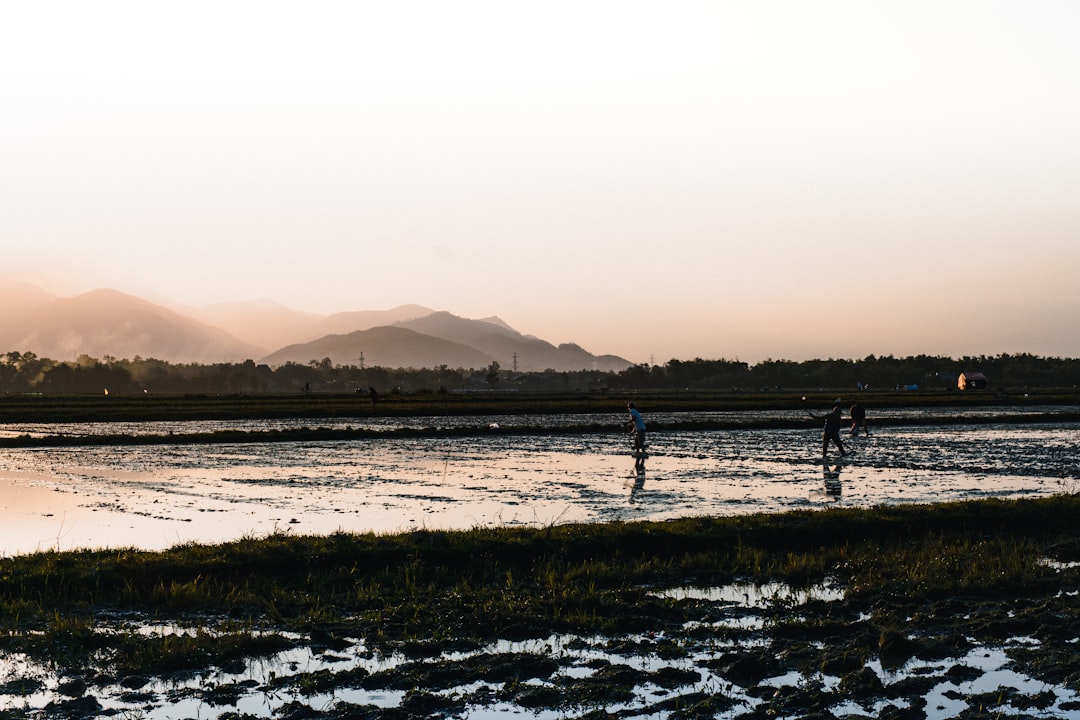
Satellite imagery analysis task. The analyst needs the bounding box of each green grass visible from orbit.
[1,496,1072,617]
[0,495,1076,672]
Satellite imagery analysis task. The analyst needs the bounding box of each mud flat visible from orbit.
[1,495,1080,718]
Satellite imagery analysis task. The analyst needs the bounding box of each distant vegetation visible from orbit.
[1,350,1078,396]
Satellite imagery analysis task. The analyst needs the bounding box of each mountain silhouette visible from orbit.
[194,302,436,351]
[263,311,631,371]
[2,288,262,363]
[0,283,631,371]
[395,312,630,372]
[261,326,493,369]
[310,305,435,339]
[0,281,57,312]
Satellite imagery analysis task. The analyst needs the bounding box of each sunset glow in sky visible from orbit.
[3,1,1078,364]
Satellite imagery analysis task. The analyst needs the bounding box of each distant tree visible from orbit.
[2,350,1079,395]
[38,363,79,394]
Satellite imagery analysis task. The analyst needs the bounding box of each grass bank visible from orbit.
[2,496,1079,717]
[1,494,1077,650]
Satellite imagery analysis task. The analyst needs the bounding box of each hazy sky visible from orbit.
[3,1,1078,364]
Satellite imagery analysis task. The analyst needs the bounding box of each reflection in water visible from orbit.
[0,421,1076,554]
[823,461,843,499]
[628,457,646,502]
[4,593,1077,720]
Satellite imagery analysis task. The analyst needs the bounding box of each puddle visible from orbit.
[652,579,845,607]
[5,605,1080,719]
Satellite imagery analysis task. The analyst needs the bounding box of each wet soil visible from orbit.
[3,499,1080,718]
[0,394,1077,717]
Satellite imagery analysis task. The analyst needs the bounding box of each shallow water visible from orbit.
[4,578,1079,719]
[0,415,1076,555]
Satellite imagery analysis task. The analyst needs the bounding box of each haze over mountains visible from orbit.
[0,284,631,372]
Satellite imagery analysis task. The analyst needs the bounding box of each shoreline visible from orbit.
[0,408,1077,449]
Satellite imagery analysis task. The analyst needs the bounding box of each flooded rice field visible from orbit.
[0,408,1076,556]
[0,407,1078,718]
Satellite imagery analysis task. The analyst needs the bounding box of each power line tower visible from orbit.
[512,352,518,372]
[359,352,365,370]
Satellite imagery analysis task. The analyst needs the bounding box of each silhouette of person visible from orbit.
[625,402,647,458]
[849,402,869,436]
[809,403,849,459]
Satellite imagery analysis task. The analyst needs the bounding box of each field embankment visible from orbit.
[1,388,1078,423]
[1,389,1078,449]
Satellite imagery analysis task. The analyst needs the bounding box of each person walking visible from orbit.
[809,403,849,459]
[849,402,869,436]
[625,402,647,457]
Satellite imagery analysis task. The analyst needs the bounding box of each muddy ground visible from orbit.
[4,508,1080,720]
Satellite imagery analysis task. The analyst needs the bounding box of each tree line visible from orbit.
[2,351,1078,396]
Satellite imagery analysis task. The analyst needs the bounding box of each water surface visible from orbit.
[1,414,1075,555]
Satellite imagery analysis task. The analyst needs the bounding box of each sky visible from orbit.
[2,1,1079,365]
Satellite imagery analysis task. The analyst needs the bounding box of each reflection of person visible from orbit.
[823,461,842,498]
[629,464,646,502]
[809,404,849,459]
[849,402,868,436]
[625,402,646,456]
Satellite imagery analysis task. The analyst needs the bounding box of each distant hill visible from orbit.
[396,312,631,372]
[0,283,631,371]
[310,305,435,339]
[0,282,57,312]
[259,311,632,372]
[190,302,436,355]
[1,288,262,363]
[261,326,494,369]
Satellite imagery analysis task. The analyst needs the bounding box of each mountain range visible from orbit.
[0,284,632,372]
